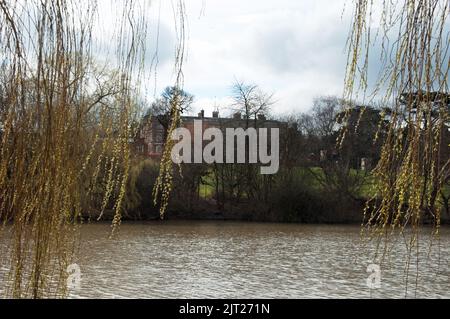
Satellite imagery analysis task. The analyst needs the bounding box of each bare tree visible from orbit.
[148,86,194,134]
[231,80,274,127]
[310,96,342,138]
[149,86,193,115]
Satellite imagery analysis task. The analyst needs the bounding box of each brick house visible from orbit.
[133,110,286,159]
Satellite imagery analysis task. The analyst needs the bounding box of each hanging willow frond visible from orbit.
[152,0,186,220]
[0,0,185,299]
[344,0,449,293]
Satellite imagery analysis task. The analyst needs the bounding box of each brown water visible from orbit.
[2,222,450,298]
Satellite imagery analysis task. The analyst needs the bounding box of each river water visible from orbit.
[2,222,450,298]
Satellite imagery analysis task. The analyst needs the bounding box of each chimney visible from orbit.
[233,112,241,120]
[198,109,205,118]
[212,111,219,118]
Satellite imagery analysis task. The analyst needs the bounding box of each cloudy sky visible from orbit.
[145,0,357,116]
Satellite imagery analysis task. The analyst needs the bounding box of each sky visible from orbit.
[10,1,449,117]
[142,0,357,117]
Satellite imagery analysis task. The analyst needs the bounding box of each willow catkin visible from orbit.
[0,0,185,299]
[343,0,449,294]
[152,0,187,220]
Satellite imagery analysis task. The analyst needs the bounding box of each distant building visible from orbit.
[360,157,371,171]
[133,114,165,158]
[133,110,286,159]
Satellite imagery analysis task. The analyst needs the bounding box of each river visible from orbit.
[2,222,450,298]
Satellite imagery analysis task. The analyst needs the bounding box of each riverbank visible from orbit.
[117,160,450,225]
[94,197,450,225]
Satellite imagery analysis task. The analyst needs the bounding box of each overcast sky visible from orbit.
[145,0,357,116]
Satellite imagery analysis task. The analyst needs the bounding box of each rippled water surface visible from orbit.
[2,222,450,298]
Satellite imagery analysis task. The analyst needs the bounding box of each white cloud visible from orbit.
[149,0,355,114]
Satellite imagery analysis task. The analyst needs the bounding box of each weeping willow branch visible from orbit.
[0,0,184,299]
[343,0,449,294]
[152,0,186,219]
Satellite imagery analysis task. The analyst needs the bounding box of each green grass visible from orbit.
[198,166,377,200]
[199,182,214,198]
